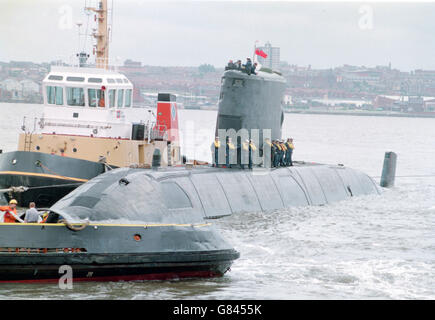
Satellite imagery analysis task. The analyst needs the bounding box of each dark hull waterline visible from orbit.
[0,251,237,283]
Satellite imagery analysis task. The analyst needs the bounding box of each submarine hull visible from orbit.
[0,161,379,282]
[0,151,106,207]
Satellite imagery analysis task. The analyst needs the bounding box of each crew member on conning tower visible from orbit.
[244,58,252,75]
[251,62,258,75]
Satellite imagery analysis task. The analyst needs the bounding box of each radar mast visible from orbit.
[86,0,110,69]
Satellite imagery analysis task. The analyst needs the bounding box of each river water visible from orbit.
[0,103,434,299]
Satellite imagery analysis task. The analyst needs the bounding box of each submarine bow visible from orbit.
[0,168,240,282]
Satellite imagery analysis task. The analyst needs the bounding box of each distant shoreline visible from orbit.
[2,101,434,118]
[284,109,435,119]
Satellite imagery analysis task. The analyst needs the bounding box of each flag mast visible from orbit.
[253,40,259,63]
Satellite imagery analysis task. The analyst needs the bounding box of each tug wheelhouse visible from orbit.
[17,66,180,169]
[41,66,136,139]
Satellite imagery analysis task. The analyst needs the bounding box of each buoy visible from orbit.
[380,151,397,188]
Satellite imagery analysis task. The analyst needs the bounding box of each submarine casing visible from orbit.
[54,164,379,220]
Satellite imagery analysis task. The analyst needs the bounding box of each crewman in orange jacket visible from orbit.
[0,199,19,223]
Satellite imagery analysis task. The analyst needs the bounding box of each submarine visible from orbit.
[0,1,383,283]
[0,66,381,283]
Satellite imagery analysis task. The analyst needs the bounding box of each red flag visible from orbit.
[255,49,268,58]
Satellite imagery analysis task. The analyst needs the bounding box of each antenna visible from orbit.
[75,21,90,67]
[76,21,83,54]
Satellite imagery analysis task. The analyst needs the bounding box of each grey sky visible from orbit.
[1,0,435,71]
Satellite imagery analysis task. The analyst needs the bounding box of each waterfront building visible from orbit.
[256,42,280,70]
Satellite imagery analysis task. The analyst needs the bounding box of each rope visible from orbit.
[36,160,70,178]
[26,183,84,190]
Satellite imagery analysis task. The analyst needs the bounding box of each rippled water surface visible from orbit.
[0,103,434,299]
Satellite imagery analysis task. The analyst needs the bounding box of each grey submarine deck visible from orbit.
[51,162,380,223]
[147,163,380,218]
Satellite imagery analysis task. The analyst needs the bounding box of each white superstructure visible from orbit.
[40,66,153,139]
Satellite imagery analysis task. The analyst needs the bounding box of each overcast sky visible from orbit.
[1,0,435,71]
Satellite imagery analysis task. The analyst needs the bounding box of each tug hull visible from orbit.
[0,151,106,207]
[0,223,239,282]
[0,253,236,282]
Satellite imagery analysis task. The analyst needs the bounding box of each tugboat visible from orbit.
[0,0,181,207]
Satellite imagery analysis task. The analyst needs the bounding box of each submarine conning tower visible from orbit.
[216,69,287,143]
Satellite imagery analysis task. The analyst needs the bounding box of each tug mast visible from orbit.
[86,0,110,69]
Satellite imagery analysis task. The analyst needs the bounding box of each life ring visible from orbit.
[64,220,89,232]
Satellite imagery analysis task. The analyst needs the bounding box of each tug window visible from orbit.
[46,86,63,105]
[66,77,85,82]
[108,89,116,108]
[125,89,132,107]
[66,87,85,106]
[161,182,192,209]
[88,89,105,107]
[117,89,124,108]
[107,78,115,83]
[48,75,63,81]
[116,78,123,84]
[88,78,102,83]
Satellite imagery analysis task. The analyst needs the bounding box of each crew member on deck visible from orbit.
[280,140,287,166]
[285,138,294,166]
[248,139,257,169]
[241,139,250,169]
[271,140,279,167]
[273,140,282,167]
[263,138,273,168]
[24,202,40,223]
[0,199,19,223]
[226,137,236,168]
[211,136,221,167]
